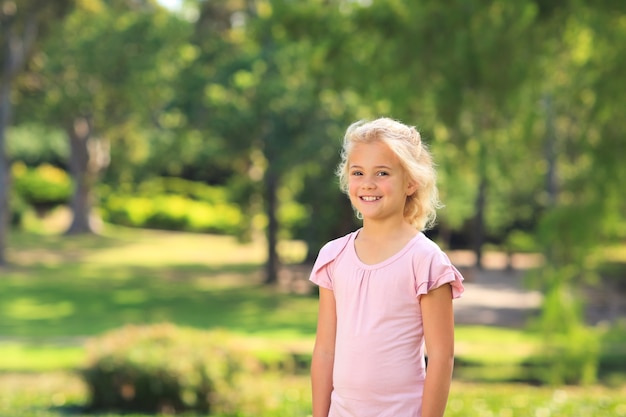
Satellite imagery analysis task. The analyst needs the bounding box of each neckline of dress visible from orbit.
[350,228,423,270]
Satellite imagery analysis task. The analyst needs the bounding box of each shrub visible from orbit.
[98,178,245,235]
[12,162,72,213]
[137,177,230,203]
[82,324,261,415]
[527,326,600,386]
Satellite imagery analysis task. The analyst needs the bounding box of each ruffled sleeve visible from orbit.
[414,249,465,299]
[309,233,353,290]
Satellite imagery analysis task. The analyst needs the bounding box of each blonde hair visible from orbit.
[336,117,442,231]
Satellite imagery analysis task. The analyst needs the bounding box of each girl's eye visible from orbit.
[351,171,363,176]
[377,171,389,176]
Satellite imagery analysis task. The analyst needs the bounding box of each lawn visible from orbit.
[1,372,625,417]
[2,226,315,344]
[1,225,625,416]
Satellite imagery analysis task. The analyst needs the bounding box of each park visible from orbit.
[1,0,625,416]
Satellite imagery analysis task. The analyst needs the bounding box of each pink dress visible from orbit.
[310,229,464,417]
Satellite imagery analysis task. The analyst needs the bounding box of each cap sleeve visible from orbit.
[414,249,464,299]
[308,233,353,290]
[309,242,333,290]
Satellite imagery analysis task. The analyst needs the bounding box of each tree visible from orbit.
[174,0,357,283]
[0,0,73,265]
[525,0,626,384]
[280,0,543,264]
[18,0,191,234]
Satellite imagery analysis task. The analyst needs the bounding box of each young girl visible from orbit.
[310,117,464,417]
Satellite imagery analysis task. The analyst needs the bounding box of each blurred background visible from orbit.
[0,0,625,416]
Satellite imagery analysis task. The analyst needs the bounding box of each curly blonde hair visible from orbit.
[336,117,442,231]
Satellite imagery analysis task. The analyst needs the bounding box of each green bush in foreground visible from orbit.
[82,324,261,415]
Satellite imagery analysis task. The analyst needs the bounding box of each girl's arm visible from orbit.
[420,283,455,417]
[311,287,337,417]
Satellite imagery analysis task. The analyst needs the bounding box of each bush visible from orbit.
[100,194,243,234]
[137,177,230,203]
[12,162,72,213]
[82,324,261,415]
[98,178,245,235]
[527,326,600,386]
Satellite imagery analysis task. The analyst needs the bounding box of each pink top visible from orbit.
[310,229,464,417]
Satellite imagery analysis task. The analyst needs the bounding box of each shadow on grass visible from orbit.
[2,229,317,352]
[0,261,318,341]
[7,230,138,268]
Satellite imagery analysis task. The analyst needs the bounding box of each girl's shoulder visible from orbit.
[408,232,445,257]
[311,230,357,274]
[319,230,356,254]
[410,234,465,298]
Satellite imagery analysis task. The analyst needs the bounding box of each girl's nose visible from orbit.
[361,177,376,189]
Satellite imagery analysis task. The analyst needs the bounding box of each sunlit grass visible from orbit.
[1,372,625,417]
[2,214,624,416]
[455,326,540,364]
[446,381,626,417]
[0,343,85,372]
[2,223,624,385]
[2,226,315,373]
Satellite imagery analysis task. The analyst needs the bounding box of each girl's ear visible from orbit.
[406,178,418,196]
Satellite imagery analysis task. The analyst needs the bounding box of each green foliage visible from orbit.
[7,124,69,166]
[525,265,602,385]
[99,178,244,235]
[12,162,73,210]
[82,324,261,414]
[528,326,601,386]
[102,194,243,235]
[277,199,308,239]
[599,319,626,387]
[505,230,539,253]
[138,176,231,202]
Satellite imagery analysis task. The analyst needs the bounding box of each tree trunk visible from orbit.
[472,174,487,269]
[543,95,558,206]
[264,169,279,284]
[542,94,558,263]
[0,6,41,264]
[65,116,96,234]
[0,81,9,266]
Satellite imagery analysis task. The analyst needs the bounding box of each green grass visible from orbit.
[0,343,85,372]
[1,226,624,374]
[455,326,540,364]
[2,226,543,374]
[1,224,626,416]
[452,326,543,383]
[446,382,626,417]
[2,226,316,370]
[1,372,625,417]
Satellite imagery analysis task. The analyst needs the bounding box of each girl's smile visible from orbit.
[347,141,416,223]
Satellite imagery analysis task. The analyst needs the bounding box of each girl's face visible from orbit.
[347,140,416,224]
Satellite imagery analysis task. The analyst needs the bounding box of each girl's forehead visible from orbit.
[349,141,399,163]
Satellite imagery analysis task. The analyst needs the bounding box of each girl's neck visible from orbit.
[359,218,417,242]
